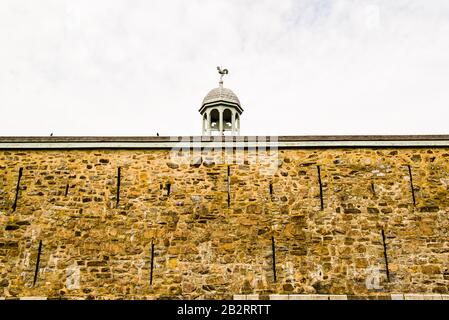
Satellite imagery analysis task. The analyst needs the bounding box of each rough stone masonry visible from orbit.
[0,136,448,299]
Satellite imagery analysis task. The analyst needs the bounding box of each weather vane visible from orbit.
[217,66,228,85]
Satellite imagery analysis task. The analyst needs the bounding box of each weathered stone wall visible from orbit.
[0,148,448,299]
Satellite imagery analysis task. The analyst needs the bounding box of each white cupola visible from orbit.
[199,67,243,136]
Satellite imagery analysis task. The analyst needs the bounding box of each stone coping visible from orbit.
[1,135,449,149]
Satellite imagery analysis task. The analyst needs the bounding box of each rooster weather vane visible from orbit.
[217,66,228,84]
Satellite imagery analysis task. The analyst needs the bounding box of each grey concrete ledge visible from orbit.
[1,135,449,149]
[1,294,448,300]
[233,294,449,300]
[234,293,449,300]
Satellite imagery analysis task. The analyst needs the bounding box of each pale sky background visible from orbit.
[1,0,449,136]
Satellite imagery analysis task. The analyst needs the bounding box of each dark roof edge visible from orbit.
[199,101,244,114]
[1,135,449,143]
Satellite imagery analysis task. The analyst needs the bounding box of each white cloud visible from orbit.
[1,0,449,136]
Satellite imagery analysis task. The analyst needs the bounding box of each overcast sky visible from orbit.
[1,0,449,136]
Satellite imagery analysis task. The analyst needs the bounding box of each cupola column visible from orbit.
[207,109,212,135]
[232,110,236,135]
[219,109,224,135]
[236,115,240,135]
[202,114,205,135]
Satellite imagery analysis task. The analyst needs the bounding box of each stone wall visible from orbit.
[0,148,448,299]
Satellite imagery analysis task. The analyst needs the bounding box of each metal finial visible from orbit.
[217,66,228,86]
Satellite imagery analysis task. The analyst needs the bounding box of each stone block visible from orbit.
[329,295,347,300]
[422,294,442,300]
[289,294,329,300]
[246,294,259,300]
[404,294,443,300]
[309,295,330,300]
[289,295,310,300]
[233,295,246,300]
[390,294,404,300]
[404,294,424,300]
[269,294,289,300]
